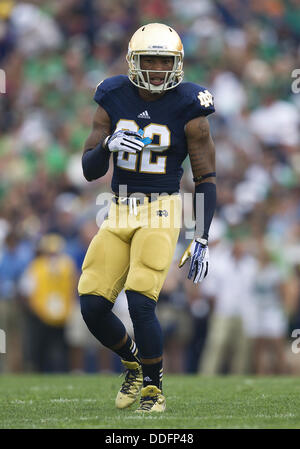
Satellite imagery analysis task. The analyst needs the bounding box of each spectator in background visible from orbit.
[0,1,16,64]
[19,234,76,372]
[9,1,63,58]
[183,280,211,374]
[246,242,290,374]
[285,263,300,375]
[0,230,33,372]
[184,217,226,373]
[199,236,257,375]
[156,258,192,374]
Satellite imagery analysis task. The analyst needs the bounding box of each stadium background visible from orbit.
[0,0,299,376]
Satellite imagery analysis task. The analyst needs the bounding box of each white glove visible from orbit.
[104,130,147,154]
[179,238,209,284]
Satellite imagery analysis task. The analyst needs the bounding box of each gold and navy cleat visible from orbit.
[115,360,143,409]
[135,385,166,413]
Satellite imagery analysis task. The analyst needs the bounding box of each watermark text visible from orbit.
[0,69,6,94]
[291,69,300,94]
[94,187,205,240]
[291,329,300,354]
[0,329,6,354]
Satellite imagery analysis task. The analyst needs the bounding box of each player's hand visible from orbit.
[178,238,209,283]
[104,129,151,154]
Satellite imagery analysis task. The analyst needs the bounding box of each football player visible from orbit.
[79,23,216,412]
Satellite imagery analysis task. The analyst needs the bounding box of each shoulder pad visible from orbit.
[94,75,129,106]
[178,82,215,118]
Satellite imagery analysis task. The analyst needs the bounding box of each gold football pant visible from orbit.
[78,194,182,303]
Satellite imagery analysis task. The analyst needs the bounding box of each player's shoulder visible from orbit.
[175,82,215,116]
[95,75,130,93]
[94,75,130,104]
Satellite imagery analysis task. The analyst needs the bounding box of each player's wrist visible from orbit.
[195,237,208,247]
[103,135,111,151]
[82,141,111,181]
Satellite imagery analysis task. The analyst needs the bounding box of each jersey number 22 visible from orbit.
[115,119,170,174]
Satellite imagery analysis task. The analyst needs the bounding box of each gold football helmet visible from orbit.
[127,23,184,93]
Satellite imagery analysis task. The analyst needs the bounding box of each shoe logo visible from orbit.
[144,376,152,382]
[156,209,168,217]
[138,110,151,119]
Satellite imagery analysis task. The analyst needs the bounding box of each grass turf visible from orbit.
[0,374,300,429]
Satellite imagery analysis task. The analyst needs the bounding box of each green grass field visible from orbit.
[1,374,300,429]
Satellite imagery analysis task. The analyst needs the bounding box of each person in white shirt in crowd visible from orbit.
[184,217,226,372]
[199,234,257,375]
[246,242,289,374]
[248,93,300,151]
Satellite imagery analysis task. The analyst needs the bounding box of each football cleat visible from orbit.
[135,385,166,413]
[115,360,143,409]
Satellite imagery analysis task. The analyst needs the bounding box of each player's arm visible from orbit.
[84,105,111,152]
[81,105,111,181]
[82,104,150,182]
[179,116,216,283]
[185,116,216,240]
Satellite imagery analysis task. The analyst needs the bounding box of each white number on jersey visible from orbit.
[114,119,170,173]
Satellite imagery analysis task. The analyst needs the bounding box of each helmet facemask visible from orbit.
[127,52,183,93]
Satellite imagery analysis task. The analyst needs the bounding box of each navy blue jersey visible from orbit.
[94,75,215,194]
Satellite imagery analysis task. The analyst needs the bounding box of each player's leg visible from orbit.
[124,195,182,412]
[78,226,143,407]
[126,289,165,412]
[80,295,139,363]
[80,294,143,408]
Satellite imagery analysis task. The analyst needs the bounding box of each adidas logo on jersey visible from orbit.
[137,110,151,119]
[144,376,153,382]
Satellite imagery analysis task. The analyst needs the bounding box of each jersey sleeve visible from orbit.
[93,75,128,117]
[93,79,110,112]
[182,84,215,123]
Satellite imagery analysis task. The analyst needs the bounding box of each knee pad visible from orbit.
[125,233,171,295]
[126,290,156,324]
[127,267,157,293]
[78,272,100,297]
[140,233,171,271]
[80,295,113,325]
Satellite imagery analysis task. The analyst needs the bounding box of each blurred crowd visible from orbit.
[0,0,300,375]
